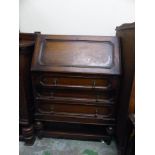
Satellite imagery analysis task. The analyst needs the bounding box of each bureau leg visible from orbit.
[104,137,112,145]
[22,125,35,145]
[105,126,114,145]
[35,121,43,139]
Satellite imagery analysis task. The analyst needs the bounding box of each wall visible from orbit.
[19,0,134,36]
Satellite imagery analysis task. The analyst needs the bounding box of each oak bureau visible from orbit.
[30,34,121,144]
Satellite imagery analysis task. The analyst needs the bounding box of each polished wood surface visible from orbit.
[31,34,121,144]
[126,113,135,155]
[31,35,120,75]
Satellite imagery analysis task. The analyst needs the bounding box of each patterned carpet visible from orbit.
[19,138,118,155]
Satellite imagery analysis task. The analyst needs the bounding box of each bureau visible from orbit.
[31,34,121,144]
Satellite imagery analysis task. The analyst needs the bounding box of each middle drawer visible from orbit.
[36,99,115,118]
[35,88,116,104]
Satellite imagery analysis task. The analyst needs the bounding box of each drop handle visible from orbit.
[92,80,96,89]
[95,108,98,118]
[38,105,54,114]
[53,79,58,86]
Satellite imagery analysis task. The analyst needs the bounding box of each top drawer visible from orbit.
[33,74,119,91]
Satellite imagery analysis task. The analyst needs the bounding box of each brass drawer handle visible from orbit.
[92,80,112,90]
[38,105,55,114]
[95,108,98,117]
[39,78,58,87]
[92,80,96,89]
[53,79,58,86]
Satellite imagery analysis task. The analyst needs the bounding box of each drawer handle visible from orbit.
[92,80,112,90]
[38,105,55,114]
[40,78,58,87]
[53,79,57,86]
[95,108,98,118]
[95,108,104,119]
[92,80,96,89]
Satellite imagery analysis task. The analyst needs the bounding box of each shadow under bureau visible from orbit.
[31,34,121,144]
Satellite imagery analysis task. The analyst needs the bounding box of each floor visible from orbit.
[19,138,118,155]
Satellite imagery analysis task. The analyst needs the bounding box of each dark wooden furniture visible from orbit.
[125,113,135,155]
[116,23,135,155]
[31,34,121,144]
[19,26,134,151]
[129,77,135,113]
[19,33,36,145]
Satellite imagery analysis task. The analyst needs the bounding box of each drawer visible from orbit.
[41,76,109,87]
[36,121,115,140]
[34,74,119,91]
[35,88,116,102]
[36,100,114,118]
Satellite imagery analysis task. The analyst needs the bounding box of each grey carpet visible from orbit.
[19,138,118,155]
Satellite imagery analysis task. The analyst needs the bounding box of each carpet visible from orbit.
[19,138,118,155]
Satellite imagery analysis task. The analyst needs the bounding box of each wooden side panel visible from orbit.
[19,33,36,145]
[116,23,135,155]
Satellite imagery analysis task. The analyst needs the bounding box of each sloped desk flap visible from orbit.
[31,35,120,74]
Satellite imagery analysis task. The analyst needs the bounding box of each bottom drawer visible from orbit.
[34,121,115,144]
[37,101,114,118]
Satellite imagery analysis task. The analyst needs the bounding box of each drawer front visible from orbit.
[36,100,114,118]
[32,74,119,106]
[41,76,110,87]
[33,74,119,91]
[35,88,116,103]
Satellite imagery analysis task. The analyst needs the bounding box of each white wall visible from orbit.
[19,0,134,36]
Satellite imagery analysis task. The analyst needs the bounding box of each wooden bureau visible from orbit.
[31,34,121,144]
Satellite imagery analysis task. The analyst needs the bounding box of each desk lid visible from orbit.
[31,34,121,75]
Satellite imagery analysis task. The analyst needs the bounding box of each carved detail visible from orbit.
[22,125,35,145]
[38,107,54,114]
[106,126,114,136]
[34,121,43,139]
[104,126,114,145]
[104,136,112,145]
